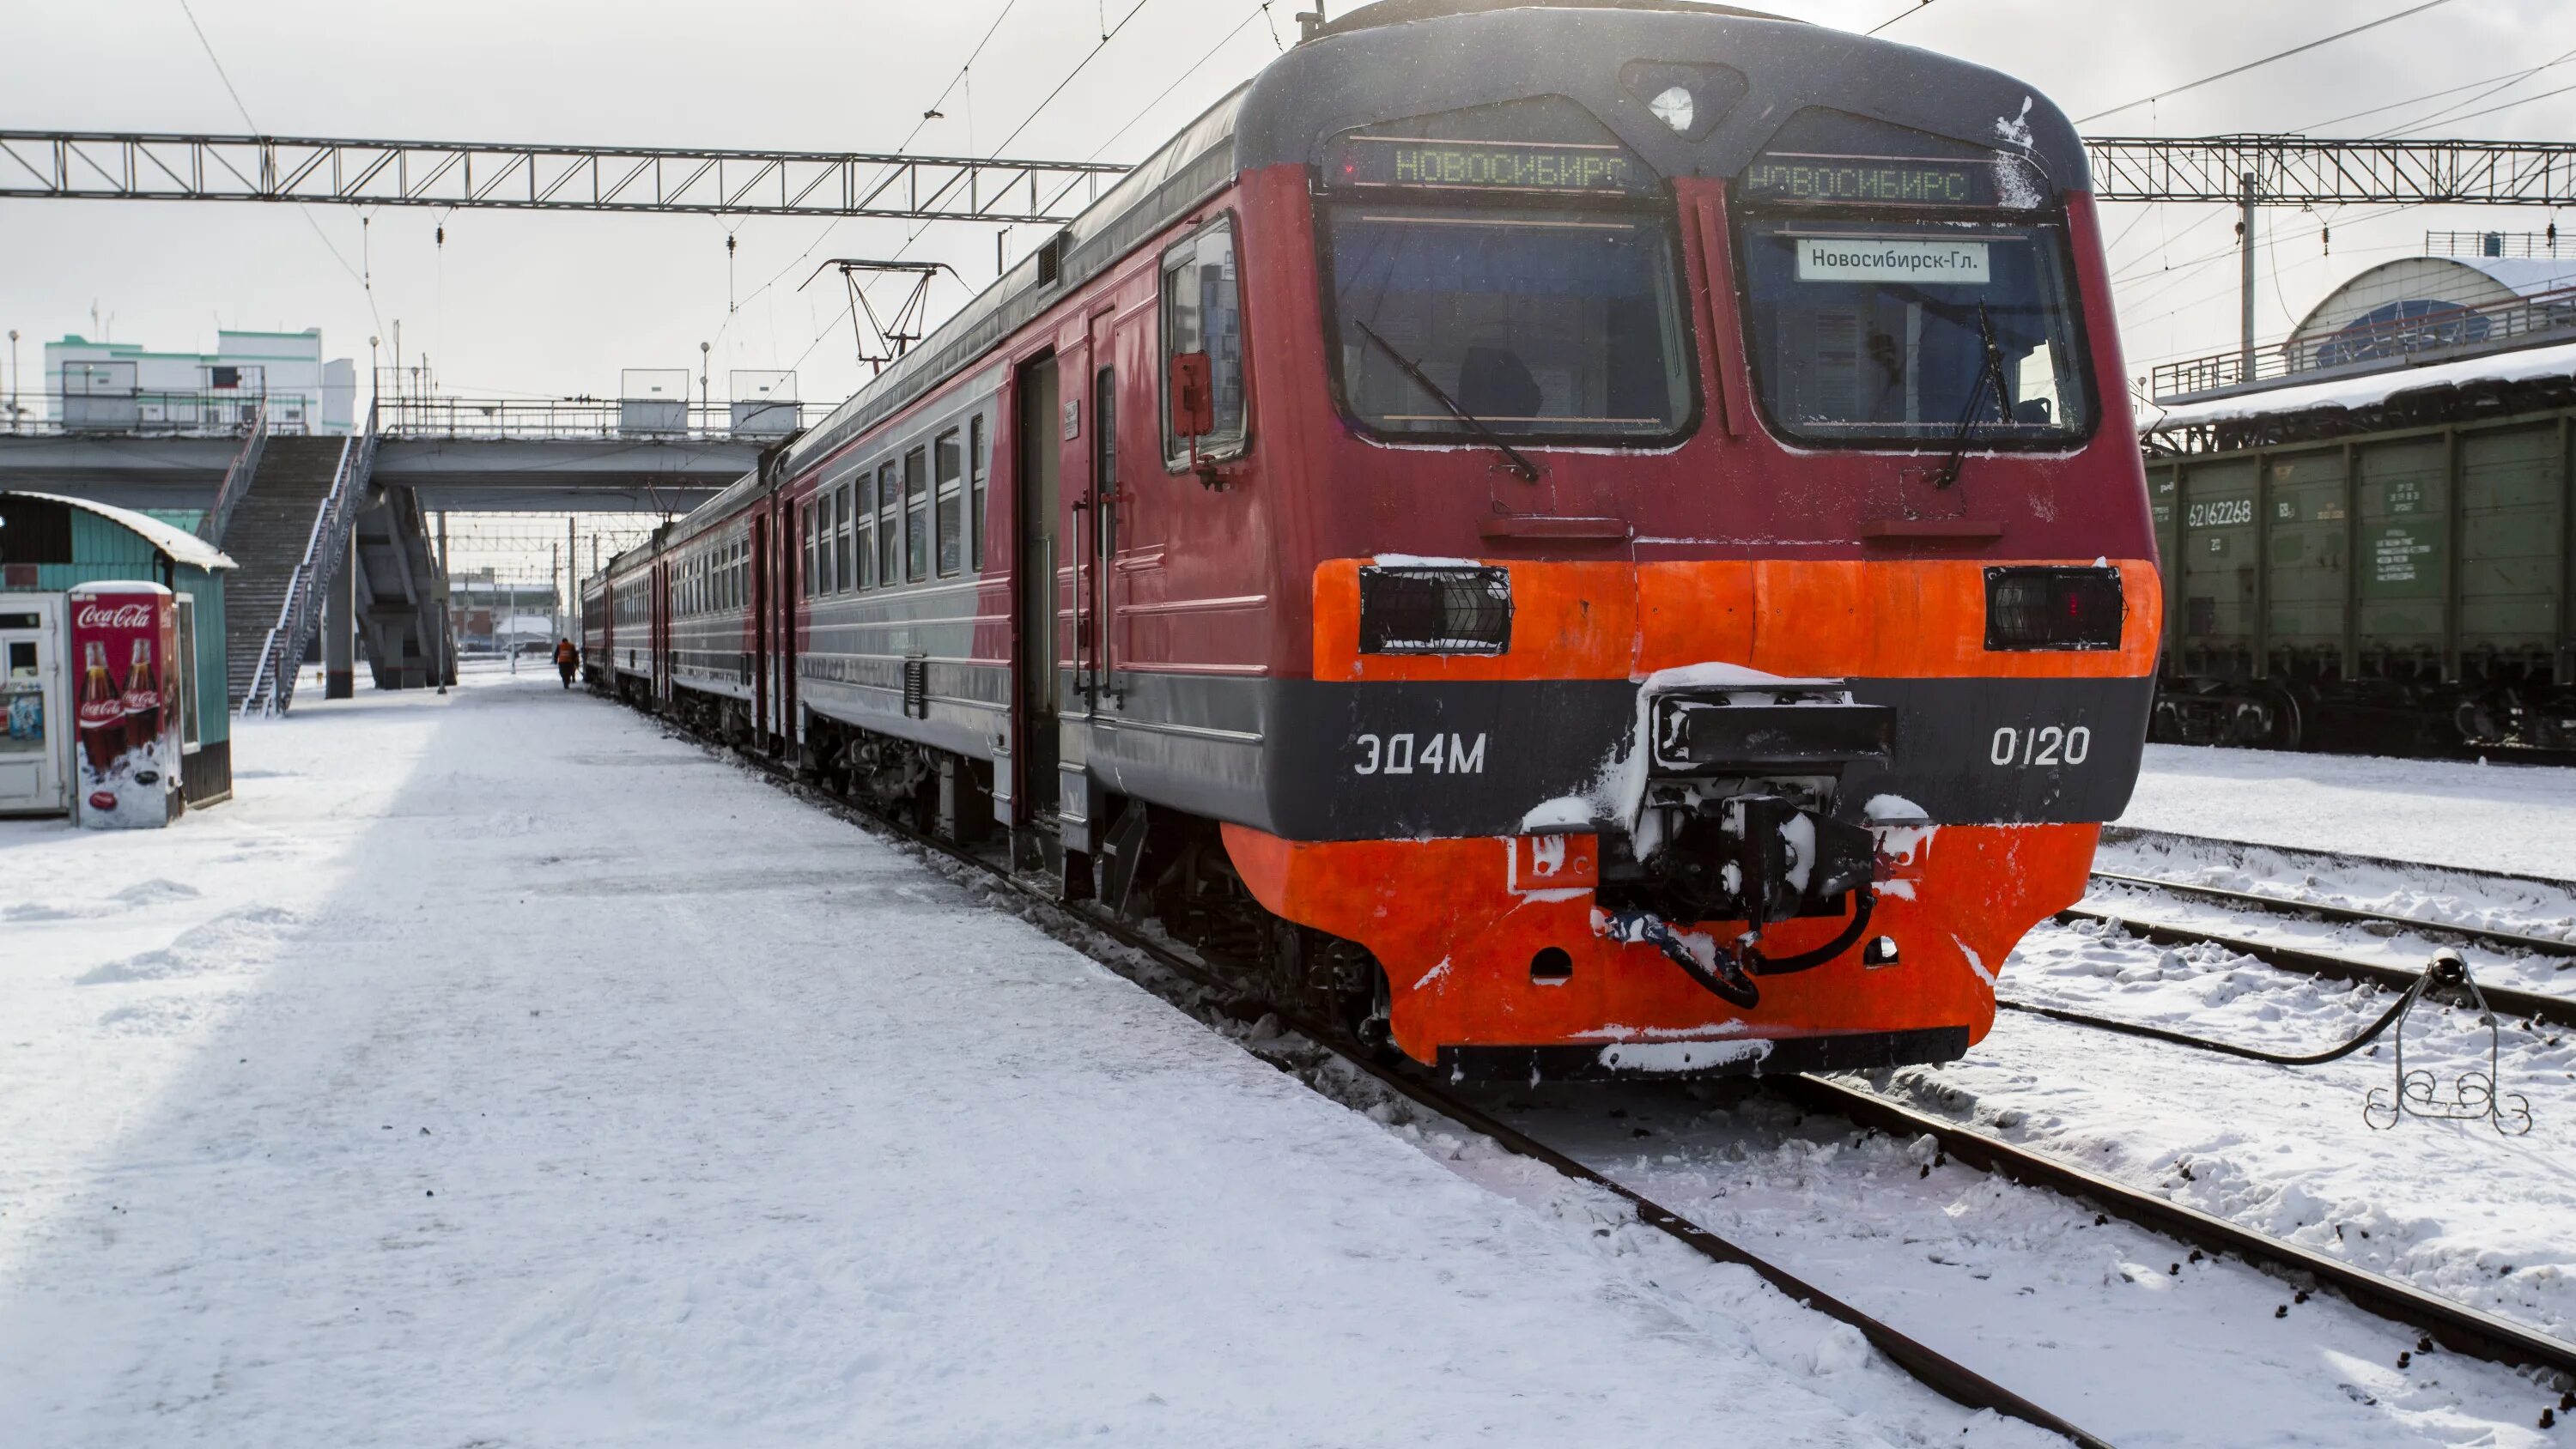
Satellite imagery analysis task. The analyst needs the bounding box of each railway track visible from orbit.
[2070,860,2576,1033]
[2100,826,2576,897]
[661,719,2576,1441]
[693,732,2121,1445]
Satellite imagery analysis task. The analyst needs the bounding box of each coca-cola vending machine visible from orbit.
[69,582,181,829]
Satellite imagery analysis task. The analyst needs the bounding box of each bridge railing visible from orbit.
[196,397,270,546]
[2,387,305,437]
[375,392,816,442]
[2150,282,2576,400]
[242,399,378,716]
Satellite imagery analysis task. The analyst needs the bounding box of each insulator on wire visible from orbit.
[2320,227,2329,256]
[435,224,444,247]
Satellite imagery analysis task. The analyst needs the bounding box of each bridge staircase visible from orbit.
[211,431,355,711]
[349,482,452,690]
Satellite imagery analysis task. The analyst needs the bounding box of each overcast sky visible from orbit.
[4,0,2573,416]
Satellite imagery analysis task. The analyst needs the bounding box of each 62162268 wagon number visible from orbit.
[1990,724,2091,767]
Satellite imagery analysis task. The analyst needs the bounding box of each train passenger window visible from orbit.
[935,429,963,577]
[835,482,855,594]
[1323,203,1691,441]
[800,501,816,600]
[969,414,988,570]
[819,493,838,595]
[1161,218,1247,462]
[1735,218,2091,446]
[877,461,900,585]
[904,446,929,582]
[1095,370,1116,490]
[856,469,877,590]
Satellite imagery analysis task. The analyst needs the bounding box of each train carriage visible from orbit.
[578,573,610,688]
[584,0,2162,1079]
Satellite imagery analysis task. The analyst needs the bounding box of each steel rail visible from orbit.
[2088,870,2576,961]
[2101,825,2576,894]
[2057,907,2576,1032]
[683,737,2122,1447]
[1778,1075,2576,1382]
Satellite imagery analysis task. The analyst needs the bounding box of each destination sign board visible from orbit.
[1743,157,1990,205]
[1795,237,1991,285]
[1329,136,1655,195]
[1741,153,2048,209]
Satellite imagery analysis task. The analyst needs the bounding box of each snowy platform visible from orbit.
[0,672,2023,1447]
[2119,743,2576,881]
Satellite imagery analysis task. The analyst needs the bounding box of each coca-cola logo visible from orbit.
[76,603,154,630]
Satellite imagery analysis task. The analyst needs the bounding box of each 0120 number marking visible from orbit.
[1354,731,1486,776]
[1990,724,2090,767]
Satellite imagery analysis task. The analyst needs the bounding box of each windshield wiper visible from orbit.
[1351,320,1540,482]
[1930,301,2008,491]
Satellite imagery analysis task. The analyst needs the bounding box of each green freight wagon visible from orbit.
[2142,369,2576,749]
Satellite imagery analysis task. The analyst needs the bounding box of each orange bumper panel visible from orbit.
[1223,819,2096,1067]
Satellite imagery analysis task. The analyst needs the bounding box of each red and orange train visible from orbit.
[582,0,2161,1078]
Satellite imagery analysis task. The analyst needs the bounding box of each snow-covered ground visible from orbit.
[1486,1076,2570,1448]
[2120,744,2576,881]
[0,672,2049,1448]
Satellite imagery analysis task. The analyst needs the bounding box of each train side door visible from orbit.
[1089,309,1122,710]
[778,498,799,753]
[0,595,68,816]
[1015,354,1063,824]
[751,512,769,748]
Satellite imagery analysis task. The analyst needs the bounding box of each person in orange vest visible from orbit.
[554,638,580,690]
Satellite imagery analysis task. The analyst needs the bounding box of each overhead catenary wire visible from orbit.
[2358,45,2576,137]
[789,0,1227,377]
[173,0,385,340]
[2077,0,2464,125]
[1864,0,1937,37]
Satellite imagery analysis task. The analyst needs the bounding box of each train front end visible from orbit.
[1219,3,2162,1077]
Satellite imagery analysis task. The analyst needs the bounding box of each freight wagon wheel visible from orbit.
[2258,684,2306,751]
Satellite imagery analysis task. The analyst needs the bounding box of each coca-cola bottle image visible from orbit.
[76,640,124,774]
[122,636,162,749]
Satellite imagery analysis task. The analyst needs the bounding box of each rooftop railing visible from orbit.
[372,392,816,442]
[0,387,314,437]
[2148,282,2576,402]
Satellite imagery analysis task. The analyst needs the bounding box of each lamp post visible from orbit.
[6,329,17,434]
[699,341,711,433]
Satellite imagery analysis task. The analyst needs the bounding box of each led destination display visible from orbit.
[1331,136,1654,194]
[1741,155,2013,207]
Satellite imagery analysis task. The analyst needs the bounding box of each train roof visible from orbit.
[780,1,2087,482]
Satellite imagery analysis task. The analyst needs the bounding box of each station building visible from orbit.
[43,328,358,435]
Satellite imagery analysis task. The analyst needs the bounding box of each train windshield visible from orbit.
[1324,203,1692,442]
[1736,218,2092,446]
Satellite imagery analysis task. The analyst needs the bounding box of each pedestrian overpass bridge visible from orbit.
[0,385,802,712]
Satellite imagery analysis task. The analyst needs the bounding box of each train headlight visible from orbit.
[1984,566,2124,651]
[1648,86,1694,134]
[1358,566,1512,656]
[1619,62,1745,142]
